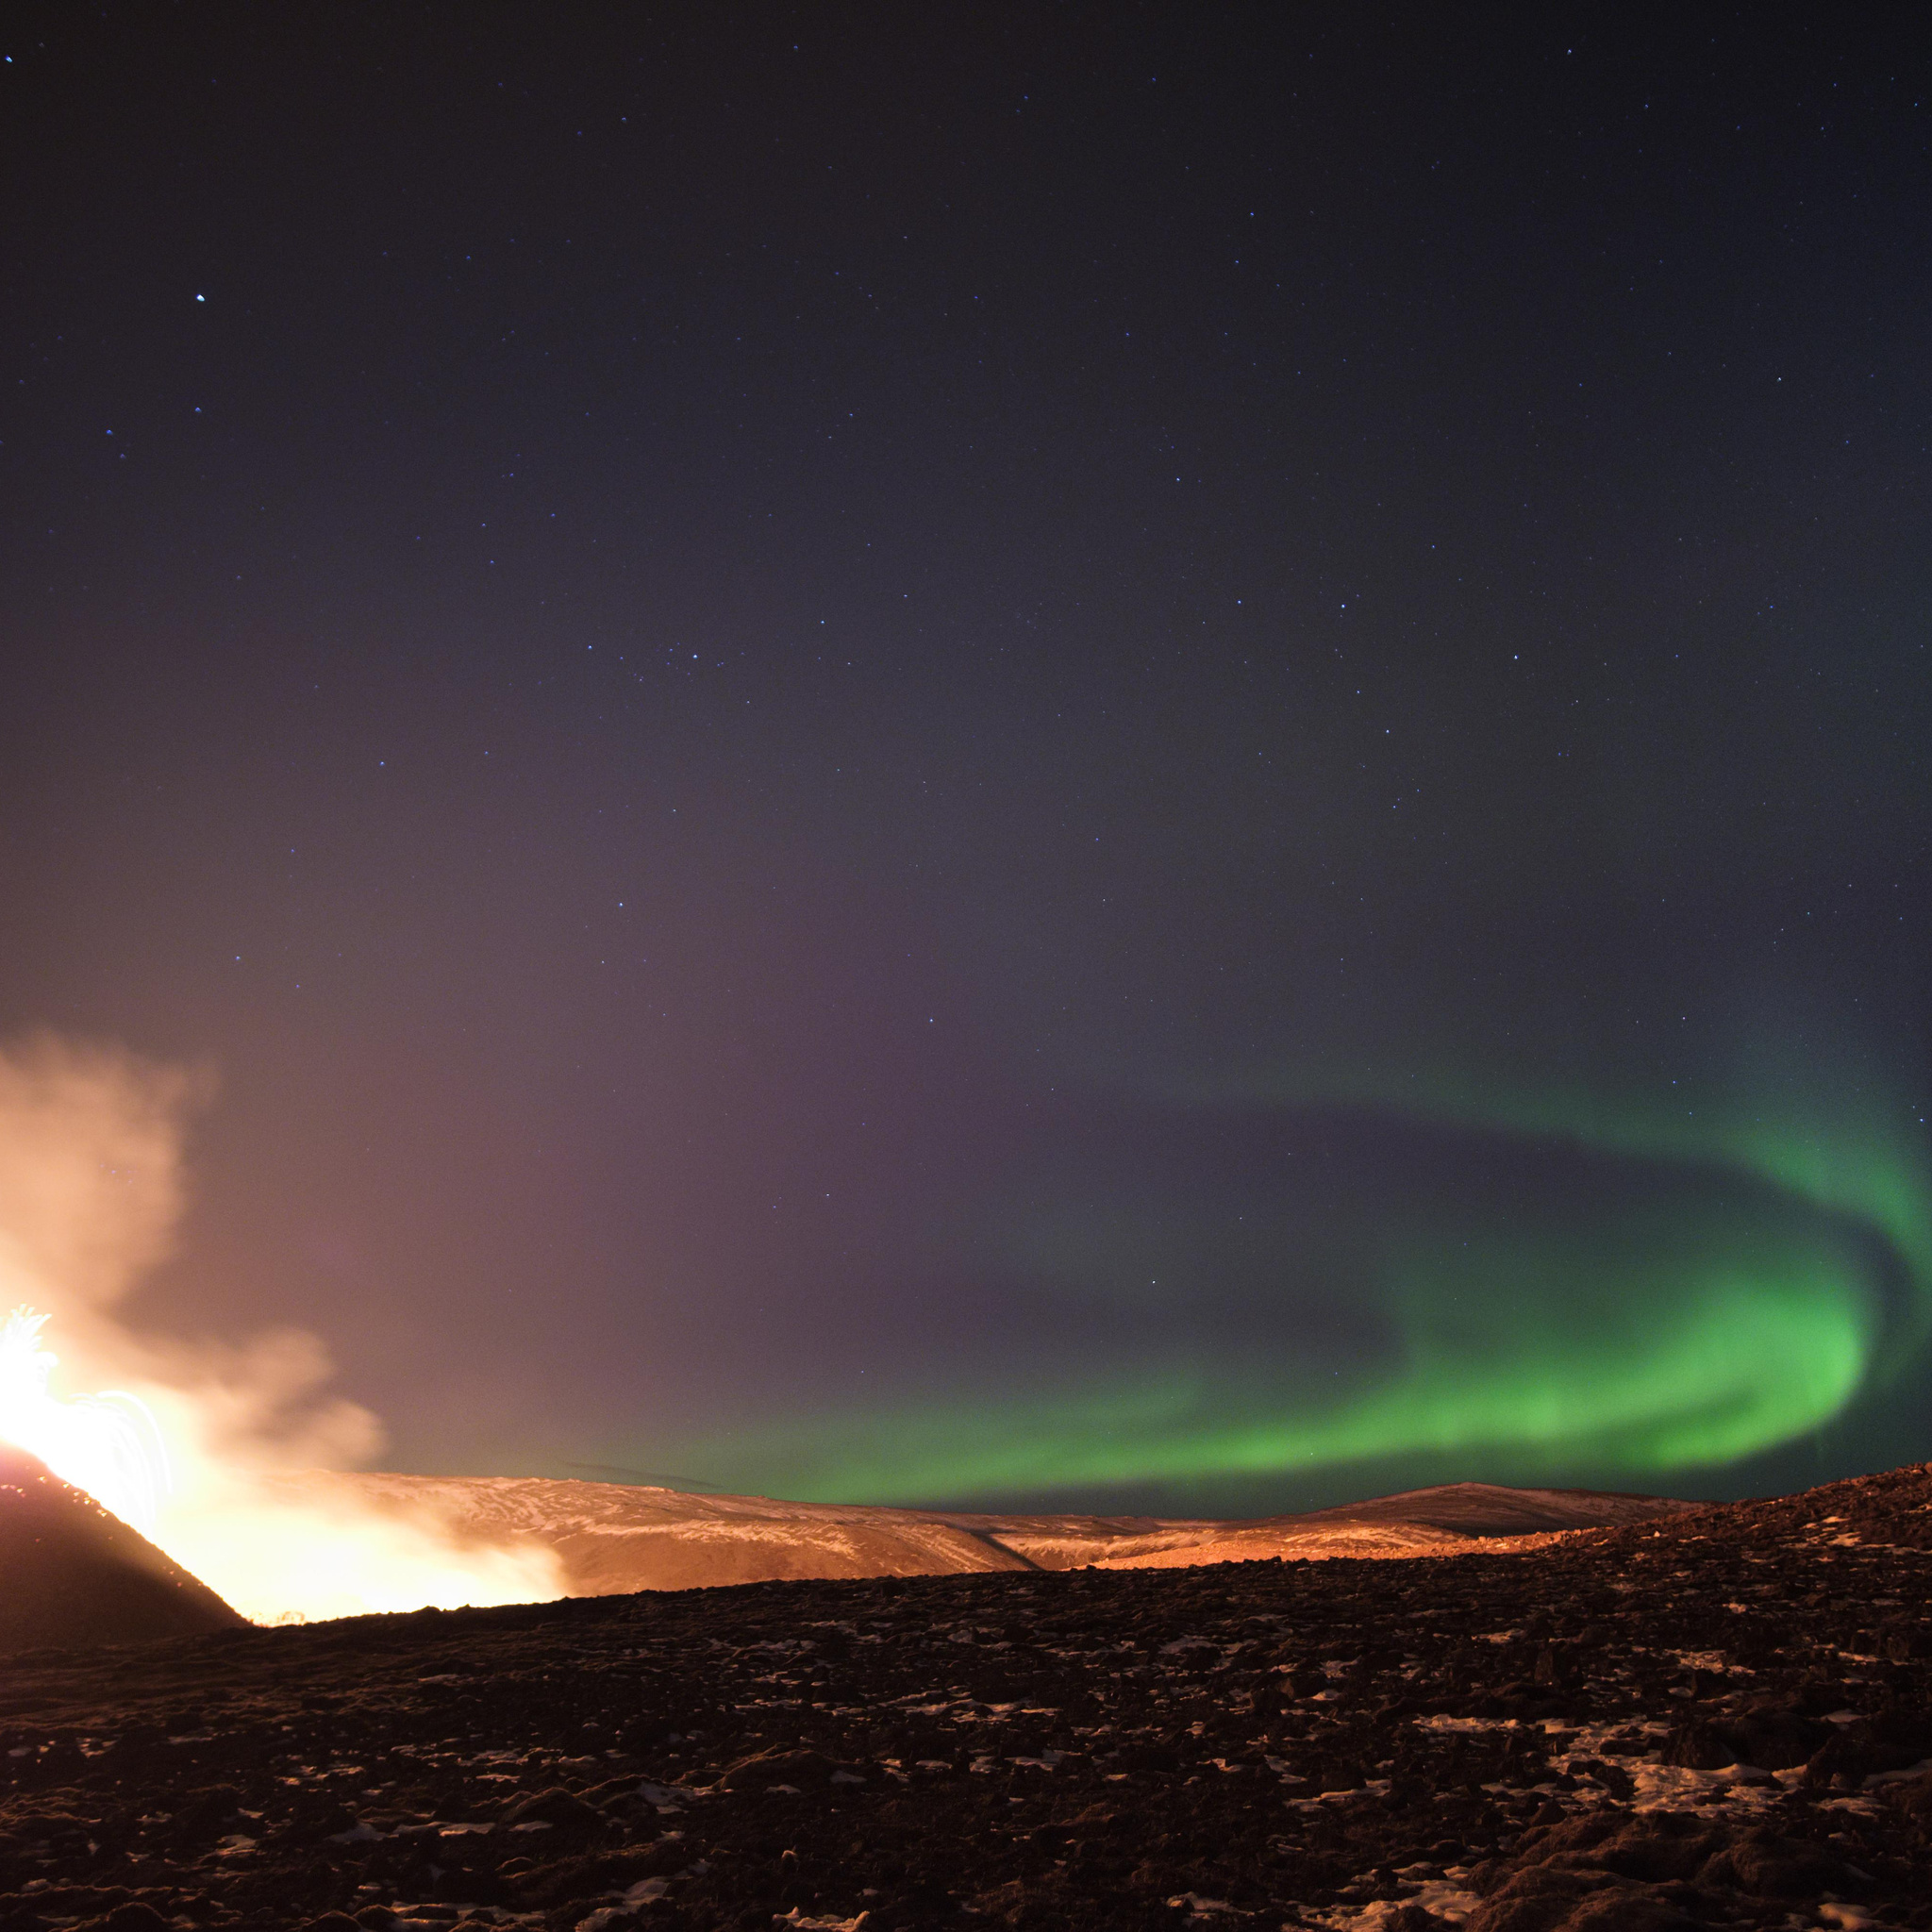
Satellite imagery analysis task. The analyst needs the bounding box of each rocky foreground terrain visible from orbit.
[4,1464,1931,1932]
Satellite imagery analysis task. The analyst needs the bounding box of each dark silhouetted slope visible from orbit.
[0,1446,245,1651]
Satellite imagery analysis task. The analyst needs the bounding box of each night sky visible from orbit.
[4,8,1927,1517]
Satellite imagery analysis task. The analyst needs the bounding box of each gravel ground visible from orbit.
[4,1465,1930,1932]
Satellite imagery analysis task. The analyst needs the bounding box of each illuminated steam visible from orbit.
[0,1032,561,1623]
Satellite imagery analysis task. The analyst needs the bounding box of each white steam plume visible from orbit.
[0,1031,562,1622]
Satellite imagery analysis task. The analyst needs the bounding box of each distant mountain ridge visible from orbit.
[255,1470,1702,1598]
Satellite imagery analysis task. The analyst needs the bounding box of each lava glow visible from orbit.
[0,1032,564,1625]
[0,1298,565,1625]
[0,1305,168,1533]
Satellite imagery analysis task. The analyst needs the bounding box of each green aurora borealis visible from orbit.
[691,1038,1929,1509]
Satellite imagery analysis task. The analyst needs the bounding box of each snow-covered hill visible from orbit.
[248,1470,1699,1597]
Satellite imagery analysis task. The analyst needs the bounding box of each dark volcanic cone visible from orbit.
[0,1444,244,1651]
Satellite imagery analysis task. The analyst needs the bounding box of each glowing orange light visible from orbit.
[0,1305,168,1532]
[0,1037,567,1625]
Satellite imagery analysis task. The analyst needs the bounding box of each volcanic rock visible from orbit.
[717,1746,841,1790]
[0,1446,243,1652]
[5,1460,1932,1930]
[498,1785,603,1829]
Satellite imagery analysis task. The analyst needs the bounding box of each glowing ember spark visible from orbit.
[0,1306,169,1534]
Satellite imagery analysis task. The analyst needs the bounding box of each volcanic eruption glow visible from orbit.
[0,1305,170,1533]
[0,1033,563,1624]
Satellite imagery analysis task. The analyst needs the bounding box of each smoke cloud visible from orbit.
[0,1031,561,1622]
